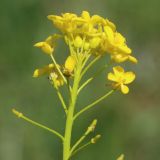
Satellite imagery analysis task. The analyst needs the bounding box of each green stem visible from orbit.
[71,142,91,158]
[50,54,67,84]
[81,55,101,78]
[63,65,82,160]
[78,64,108,94]
[12,109,64,141]
[78,77,93,94]
[55,87,68,114]
[74,90,114,120]
[70,129,90,154]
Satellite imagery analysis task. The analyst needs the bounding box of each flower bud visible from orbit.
[87,119,97,133]
[64,56,76,73]
[89,37,101,49]
[34,42,53,55]
[12,109,23,118]
[91,134,101,144]
[74,36,83,48]
[84,42,90,50]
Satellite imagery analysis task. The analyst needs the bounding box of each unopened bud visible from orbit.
[89,37,101,49]
[74,36,83,48]
[12,109,23,118]
[87,119,97,133]
[91,134,101,144]
[84,42,90,50]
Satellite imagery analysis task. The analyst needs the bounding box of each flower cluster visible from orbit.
[13,11,137,160]
[34,11,137,94]
[47,11,137,62]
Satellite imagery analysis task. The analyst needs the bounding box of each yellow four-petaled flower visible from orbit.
[108,66,135,94]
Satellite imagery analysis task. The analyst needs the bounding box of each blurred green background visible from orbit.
[0,0,160,160]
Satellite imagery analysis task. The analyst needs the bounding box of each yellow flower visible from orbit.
[34,36,54,55]
[103,26,138,63]
[48,13,81,33]
[81,11,103,30]
[116,154,124,160]
[34,34,61,55]
[104,27,131,55]
[107,66,135,94]
[33,64,64,87]
[81,11,115,34]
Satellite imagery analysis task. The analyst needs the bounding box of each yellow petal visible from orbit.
[113,66,124,77]
[121,84,129,94]
[45,36,53,45]
[41,43,53,54]
[117,154,124,160]
[91,15,103,24]
[81,11,90,20]
[128,55,138,64]
[111,54,128,63]
[47,15,55,20]
[34,42,44,47]
[104,26,114,43]
[33,69,40,77]
[114,33,126,45]
[124,72,135,84]
[118,45,132,54]
[65,56,76,72]
[105,19,116,31]
[34,41,53,55]
[107,73,118,82]
[33,68,48,78]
